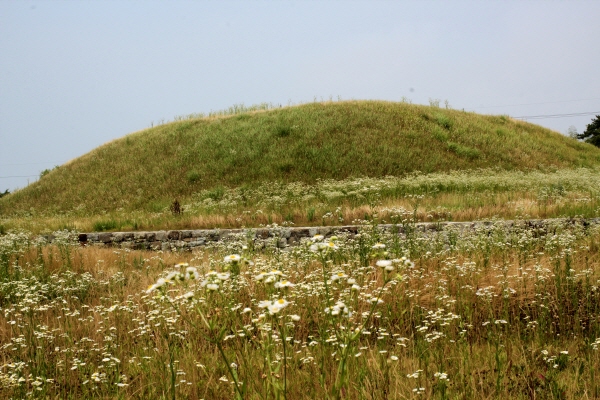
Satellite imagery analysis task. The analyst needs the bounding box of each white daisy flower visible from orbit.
[224,254,241,263]
[376,260,393,268]
[275,280,295,289]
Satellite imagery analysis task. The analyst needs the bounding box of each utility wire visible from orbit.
[0,161,61,167]
[470,97,600,109]
[513,111,600,120]
[0,175,39,179]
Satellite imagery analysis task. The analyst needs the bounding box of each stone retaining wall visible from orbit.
[74,226,354,251]
[44,218,600,251]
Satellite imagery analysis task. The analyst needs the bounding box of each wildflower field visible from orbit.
[2,219,600,399]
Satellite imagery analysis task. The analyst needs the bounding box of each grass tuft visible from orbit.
[92,219,118,232]
[447,142,480,159]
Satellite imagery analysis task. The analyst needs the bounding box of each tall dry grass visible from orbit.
[1,220,600,398]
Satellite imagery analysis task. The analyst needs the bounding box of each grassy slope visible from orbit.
[2,100,600,216]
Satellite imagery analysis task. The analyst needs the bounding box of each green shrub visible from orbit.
[307,207,316,222]
[278,162,293,173]
[205,186,225,201]
[434,113,453,130]
[274,124,292,137]
[39,165,59,179]
[432,127,449,142]
[447,142,480,159]
[93,219,118,232]
[187,170,201,183]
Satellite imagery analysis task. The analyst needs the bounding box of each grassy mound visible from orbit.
[2,100,600,216]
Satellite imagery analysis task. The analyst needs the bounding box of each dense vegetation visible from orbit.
[577,115,600,147]
[1,220,600,398]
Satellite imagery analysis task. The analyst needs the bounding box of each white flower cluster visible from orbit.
[255,269,284,284]
[434,372,449,381]
[200,270,231,291]
[324,301,352,317]
[254,267,295,315]
[146,263,200,294]
[146,257,241,296]
[258,298,291,315]
[309,234,339,252]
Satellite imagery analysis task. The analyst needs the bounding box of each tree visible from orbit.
[577,115,600,147]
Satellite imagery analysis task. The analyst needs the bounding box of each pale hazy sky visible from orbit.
[1,1,599,192]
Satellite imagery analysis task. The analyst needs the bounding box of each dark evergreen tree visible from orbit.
[577,115,600,147]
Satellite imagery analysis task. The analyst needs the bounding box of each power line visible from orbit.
[0,161,61,167]
[470,97,600,109]
[513,111,600,120]
[0,175,39,179]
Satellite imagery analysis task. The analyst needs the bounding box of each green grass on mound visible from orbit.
[2,100,600,216]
